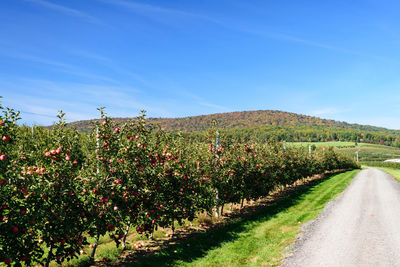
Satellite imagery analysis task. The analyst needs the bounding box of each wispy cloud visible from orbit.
[70,50,153,87]
[223,25,400,64]
[138,73,233,113]
[311,107,348,116]
[224,24,352,52]
[98,1,339,52]
[172,88,231,112]
[98,0,397,63]
[265,32,338,50]
[98,0,347,55]
[99,0,219,24]
[25,0,100,24]
[70,50,113,64]
[0,78,173,125]
[198,102,230,112]
[0,51,118,83]
[6,52,72,69]
[100,0,192,17]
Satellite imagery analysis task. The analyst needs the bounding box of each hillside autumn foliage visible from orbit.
[69,110,400,147]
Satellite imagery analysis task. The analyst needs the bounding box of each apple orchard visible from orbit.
[0,102,359,266]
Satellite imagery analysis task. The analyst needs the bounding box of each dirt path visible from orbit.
[282,168,400,267]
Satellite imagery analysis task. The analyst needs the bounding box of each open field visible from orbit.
[338,144,400,162]
[288,142,400,162]
[287,141,367,148]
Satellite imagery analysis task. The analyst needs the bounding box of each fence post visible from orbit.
[96,127,100,175]
[215,131,220,217]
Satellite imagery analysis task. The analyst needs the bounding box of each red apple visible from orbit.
[0,154,6,161]
[2,136,10,142]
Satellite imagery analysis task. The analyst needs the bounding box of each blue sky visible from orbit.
[1,0,400,128]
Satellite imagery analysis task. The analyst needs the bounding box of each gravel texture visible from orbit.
[282,168,400,267]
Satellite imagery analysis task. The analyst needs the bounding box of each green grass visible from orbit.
[288,142,400,162]
[287,141,372,148]
[338,144,400,162]
[129,169,360,267]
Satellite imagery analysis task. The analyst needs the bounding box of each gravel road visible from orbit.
[282,168,400,267]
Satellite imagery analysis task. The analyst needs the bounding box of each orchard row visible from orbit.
[0,105,359,266]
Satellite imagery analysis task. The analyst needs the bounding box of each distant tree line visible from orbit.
[180,125,400,148]
[65,110,400,148]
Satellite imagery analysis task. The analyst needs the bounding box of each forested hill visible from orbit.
[68,110,399,134]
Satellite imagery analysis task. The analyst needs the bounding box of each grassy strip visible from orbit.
[376,167,400,182]
[128,169,359,267]
[287,141,362,147]
[363,161,400,170]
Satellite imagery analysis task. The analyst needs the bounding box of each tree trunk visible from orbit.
[214,191,219,217]
[122,224,130,249]
[90,235,100,263]
[149,225,155,240]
